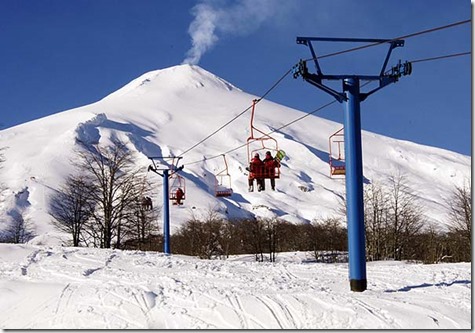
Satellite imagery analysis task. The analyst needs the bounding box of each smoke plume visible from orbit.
[182,0,285,65]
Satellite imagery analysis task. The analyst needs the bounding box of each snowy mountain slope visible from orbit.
[0,64,470,244]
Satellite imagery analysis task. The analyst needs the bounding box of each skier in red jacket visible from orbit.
[248,153,264,192]
[263,151,280,191]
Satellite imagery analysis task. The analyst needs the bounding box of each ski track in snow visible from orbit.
[0,244,470,329]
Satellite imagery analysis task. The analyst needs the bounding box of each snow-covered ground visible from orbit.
[0,244,470,329]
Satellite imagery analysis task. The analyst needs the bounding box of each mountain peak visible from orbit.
[103,64,239,100]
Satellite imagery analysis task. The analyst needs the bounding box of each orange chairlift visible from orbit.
[246,99,281,180]
[329,127,346,177]
[215,154,233,197]
[168,157,186,204]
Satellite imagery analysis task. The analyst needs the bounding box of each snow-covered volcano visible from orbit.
[0,64,470,244]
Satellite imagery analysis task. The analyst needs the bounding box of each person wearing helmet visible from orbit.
[248,153,264,192]
[263,151,280,190]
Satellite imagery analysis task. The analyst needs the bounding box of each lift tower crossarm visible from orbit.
[294,37,409,102]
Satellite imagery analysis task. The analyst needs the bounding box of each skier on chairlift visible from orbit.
[248,153,264,192]
[263,151,280,191]
[175,188,184,205]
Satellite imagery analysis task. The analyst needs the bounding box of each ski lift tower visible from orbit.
[293,37,411,292]
[148,156,184,255]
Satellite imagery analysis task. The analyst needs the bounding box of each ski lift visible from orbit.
[246,99,281,180]
[168,157,186,204]
[147,156,185,206]
[215,155,233,197]
[329,127,345,177]
[169,173,186,204]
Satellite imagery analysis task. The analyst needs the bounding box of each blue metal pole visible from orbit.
[163,169,171,255]
[343,77,367,292]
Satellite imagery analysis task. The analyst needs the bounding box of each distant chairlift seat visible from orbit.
[215,187,233,197]
[215,155,233,197]
[330,162,346,176]
[329,127,345,177]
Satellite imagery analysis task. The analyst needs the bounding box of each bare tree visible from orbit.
[276,221,300,252]
[446,180,471,261]
[49,175,95,246]
[229,217,265,260]
[364,181,389,261]
[262,218,280,262]
[173,208,229,259]
[123,196,160,250]
[385,173,424,260]
[415,224,449,264]
[309,217,347,262]
[77,140,150,248]
[447,180,471,242]
[173,218,203,256]
[1,212,35,243]
[250,218,266,262]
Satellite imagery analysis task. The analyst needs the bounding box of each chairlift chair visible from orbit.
[168,158,186,203]
[246,99,281,180]
[215,155,233,197]
[169,173,186,201]
[147,156,186,204]
[329,127,346,177]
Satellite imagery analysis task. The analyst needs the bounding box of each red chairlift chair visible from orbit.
[215,155,233,197]
[169,158,186,205]
[329,127,346,177]
[246,99,281,182]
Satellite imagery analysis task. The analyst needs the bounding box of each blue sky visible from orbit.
[0,0,471,155]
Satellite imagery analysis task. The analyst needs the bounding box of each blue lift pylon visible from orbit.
[293,37,411,292]
[148,156,184,255]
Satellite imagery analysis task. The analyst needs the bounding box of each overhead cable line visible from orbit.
[177,67,293,158]
[410,51,471,64]
[179,20,469,160]
[182,78,377,167]
[180,19,470,165]
[304,19,471,62]
[184,99,339,166]
[183,46,469,167]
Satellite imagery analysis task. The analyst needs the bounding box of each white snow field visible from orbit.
[0,244,471,329]
[0,65,471,329]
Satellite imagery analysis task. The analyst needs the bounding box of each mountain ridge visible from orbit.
[0,64,470,245]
